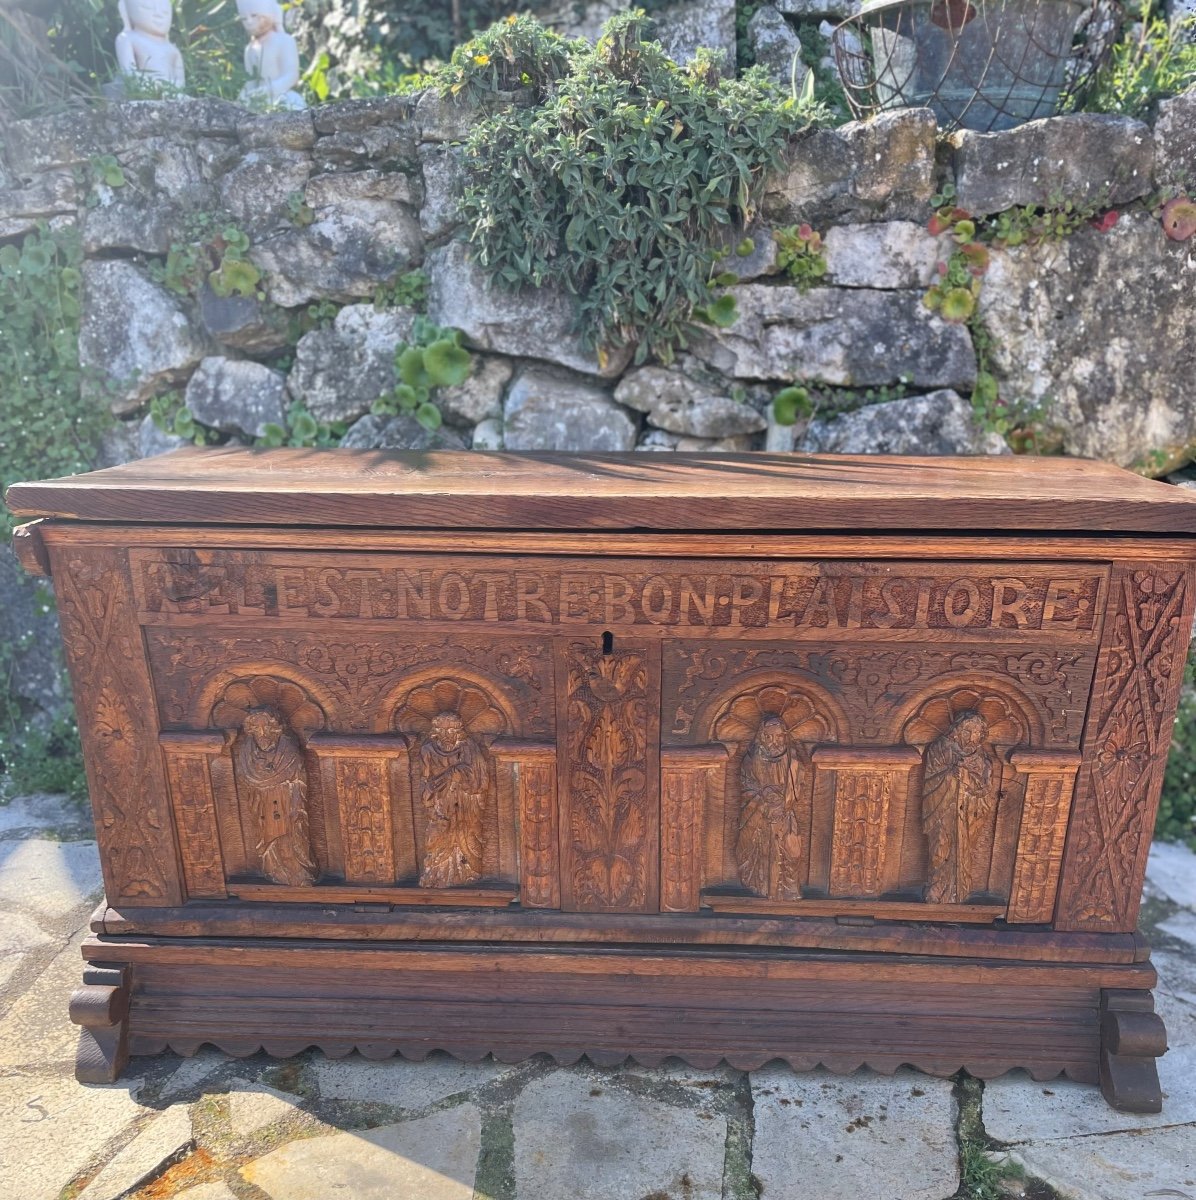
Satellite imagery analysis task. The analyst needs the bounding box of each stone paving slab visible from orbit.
[226,1080,304,1135]
[750,1066,959,1200]
[0,838,101,919]
[513,1069,727,1200]
[76,1103,193,1200]
[1147,841,1196,908]
[0,1068,148,1200]
[241,1104,483,1199]
[311,1053,514,1107]
[0,793,93,841]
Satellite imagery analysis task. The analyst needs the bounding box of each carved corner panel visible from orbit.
[558,639,660,913]
[50,546,182,906]
[660,745,727,912]
[1057,565,1196,932]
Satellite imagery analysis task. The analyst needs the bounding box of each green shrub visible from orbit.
[1088,1,1196,119]
[456,10,822,366]
[1159,651,1196,847]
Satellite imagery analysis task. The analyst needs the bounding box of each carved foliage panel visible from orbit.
[559,639,660,913]
[52,547,182,905]
[1057,566,1195,931]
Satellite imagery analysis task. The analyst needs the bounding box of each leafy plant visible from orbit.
[258,400,347,448]
[149,392,216,446]
[775,223,827,291]
[286,191,316,228]
[458,10,822,366]
[373,268,430,312]
[1088,2,1196,119]
[372,317,472,431]
[151,217,262,300]
[435,12,576,103]
[1160,652,1196,847]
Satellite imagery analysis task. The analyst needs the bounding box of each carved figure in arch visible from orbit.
[905,687,1028,904]
[232,707,318,887]
[920,711,998,903]
[395,677,508,888]
[418,713,489,887]
[713,684,834,901]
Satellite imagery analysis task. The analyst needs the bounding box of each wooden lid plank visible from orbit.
[8,448,1196,534]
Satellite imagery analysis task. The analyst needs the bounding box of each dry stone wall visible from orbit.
[2,90,1196,470]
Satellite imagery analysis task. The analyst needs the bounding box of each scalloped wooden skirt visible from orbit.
[76,936,1162,1087]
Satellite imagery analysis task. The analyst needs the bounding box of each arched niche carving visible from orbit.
[392,675,512,888]
[903,684,1031,904]
[211,675,326,888]
[709,678,840,901]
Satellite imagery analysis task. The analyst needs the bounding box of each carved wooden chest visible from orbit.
[10,449,1196,1111]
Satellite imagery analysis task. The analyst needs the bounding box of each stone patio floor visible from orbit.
[1,793,1194,1200]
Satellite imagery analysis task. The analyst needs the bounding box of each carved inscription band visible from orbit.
[134,552,1105,638]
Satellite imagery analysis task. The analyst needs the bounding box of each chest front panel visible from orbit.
[51,540,1194,934]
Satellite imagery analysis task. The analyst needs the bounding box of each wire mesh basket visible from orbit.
[831,0,1119,133]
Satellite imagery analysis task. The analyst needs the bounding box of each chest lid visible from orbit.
[8,448,1196,534]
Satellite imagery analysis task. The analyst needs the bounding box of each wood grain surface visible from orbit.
[11,448,1196,532]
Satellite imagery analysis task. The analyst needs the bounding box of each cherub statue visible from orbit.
[236,0,306,111]
[115,0,185,91]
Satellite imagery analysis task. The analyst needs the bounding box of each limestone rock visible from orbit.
[339,413,468,450]
[288,305,416,423]
[197,285,290,356]
[656,0,736,65]
[238,109,317,151]
[751,1067,959,1200]
[242,1106,480,1200]
[0,171,78,240]
[692,284,977,390]
[426,241,632,379]
[251,180,423,307]
[116,137,215,208]
[765,109,938,226]
[2,99,243,173]
[775,0,861,14]
[614,365,766,437]
[184,357,288,437]
[513,1071,726,1200]
[419,144,465,238]
[415,89,496,144]
[305,168,417,209]
[471,417,504,450]
[79,260,208,414]
[81,198,175,255]
[216,149,312,235]
[76,1104,192,1200]
[951,114,1154,215]
[822,221,939,288]
[1155,87,1196,188]
[504,367,638,451]
[437,355,512,426]
[1147,841,1196,909]
[977,211,1196,468]
[721,224,781,282]
[139,413,191,458]
[94,420,142,469]
[314,126,420,173]
[800,389,1010,455]
[748,6,803,87]
[313,95,418,137]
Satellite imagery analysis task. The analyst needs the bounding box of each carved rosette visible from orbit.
[713,685,833,901]
[1058,568,1194,931]
[395,678,507,888]
[905,688,1027,904]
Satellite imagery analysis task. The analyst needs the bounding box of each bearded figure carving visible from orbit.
[735,715,807,900]
[921,710,999,903]
[232,707,318,887]
[418,712,490,888]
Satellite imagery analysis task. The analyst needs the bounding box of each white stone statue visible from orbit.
[115,0,185,91]
[237,0,306,111]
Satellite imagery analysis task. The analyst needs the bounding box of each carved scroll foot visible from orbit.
[70,965,131,1083]
[1098,988,1166,1113]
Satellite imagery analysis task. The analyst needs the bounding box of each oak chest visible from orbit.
[10,449,1196,1111]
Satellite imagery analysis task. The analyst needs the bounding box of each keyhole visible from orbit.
[602,630,614,655]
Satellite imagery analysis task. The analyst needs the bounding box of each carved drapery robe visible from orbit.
[233,727,318,887]
[419,733,488,887]
[735,735,806,900]
[921,728,998,903]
